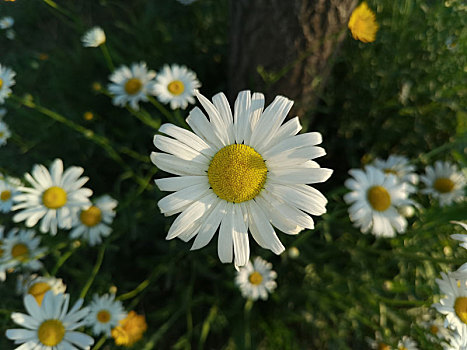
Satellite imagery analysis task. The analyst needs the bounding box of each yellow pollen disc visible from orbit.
[28,282,51,306]
[208,144,267,203]
[367,185,391,212]
[11,243,29,262]
[430,325,439,334]
[399,347,408,350]
[0,78,3,89]
[0,190,11,201]
[0,132,4,138]
[378,343,390,350]
[455,297,467,324]
[80,206,102,227]
[433,177,455,194]
[42,186,67,209]
[124,78,143,95]
[97,309,111,323]
[38,319,65,346]
[167,80,185,95]
[248,271,263,285]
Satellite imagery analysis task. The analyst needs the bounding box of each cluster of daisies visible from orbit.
[344,156,465,238]
[6,274,147,349]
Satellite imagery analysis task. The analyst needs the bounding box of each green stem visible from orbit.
[91,336,107,350]
[100,43,115,71]
[142,307,184,350]
[198,305,218,350]
[244,299,254,350]
[79,245,106,299]
[50,245,78,276]
[147,96,180,125]
[126,106,161,130]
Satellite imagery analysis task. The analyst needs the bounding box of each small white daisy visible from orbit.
[108,62,156,110]
[81,26,106,47]
[5,28,15,40]
[152,90,332,267]
[0,176,19,212]
[433,271,467,333]
[344,166,414,237]
[235,256,277,300]
[0,119,11,146]
[397,336,418,350]
[85,294,127,336]
[70,195,118,246]
[446,36,458,51]
[0,63,15,104]
[18,274,67,306]
[13,158,93,235]
[366,335,392,350]
[372,155,419,188]
[6,291,94,349]
[0,228,46,274]
[444,326,467,350]
[152,64,201,110]
[0,16,14,29]
[420,161,465,207]
[421,317,451,341]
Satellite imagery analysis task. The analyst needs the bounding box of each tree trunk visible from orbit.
[228,0,357,122]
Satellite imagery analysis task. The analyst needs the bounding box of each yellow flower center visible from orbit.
[42,186,67,209]
[83,111,94,121]
[167,80,185,96]
[124,78,143,95]
[28,282,51,306]
[430,325,439,334]
[433,177,455,193]
[0,190,11,201]
[80,206,102,227]
[11,243,29,262]
[455,297,467,324]
[378,343,390,350]
[0,78,3,89]
[248,271,263,285]
[399,347,408,350]
[367,186,391,212]
[0,132,4,138]
[97,309,111,323]
[38,319,65,346]
[208,144,267,203]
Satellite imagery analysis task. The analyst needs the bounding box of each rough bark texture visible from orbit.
[229,0,357,121]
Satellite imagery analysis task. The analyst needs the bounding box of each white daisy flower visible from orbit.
[366,333,392,350]
[397,336,418,350]
[0,63,15,104]
[433,271,467,333]
[444,326,467,350]
[12,158,93,236]
[152,64,201,110]
[0,16,14,29]
[0,119,11,146]
[372,155,419,188]
[6,291,94,349]
[108,62,156,110]
[451,221,467,254]
[85,294,127,336]
[70,195,118,246]
[5,28,15,40]
[18,274,67,306]
[421,317,452,341]
[81,26,106,47]
[420,161,465,207]
[344,166,414,237]
[446,36,458,51]
[151,90,333,267]
[235,256,277,300]
[0,176,19,212]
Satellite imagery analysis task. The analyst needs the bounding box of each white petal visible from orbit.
[158,123,215,157]
[268,167,333,185]
[212,92,235,144]
[186,107,223,150]
[191,199,226,250]
[233,90,251,144]
[153,135,210,163]
[158,183,210,214]
[151,152,207,176]
[262,132,322,159]
[218,203,234,263]
[155,176,208,192]
[232,205,249,267]
[64,331,95,348]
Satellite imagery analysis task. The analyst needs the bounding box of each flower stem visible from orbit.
[244,299,254,350]
[91,336,107,350]
[147,96,181,126]
[79,245,106,299]
[100,43,115,71]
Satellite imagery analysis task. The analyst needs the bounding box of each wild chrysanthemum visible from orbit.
[81,26,106,47]
[433,271,467,334]
[235,256,277,300]
[0,176,19,212]
[0,16,14,29]
[6,291,94,349]
[108,62,156,110]
[85,294,126,336]
[152,64,201,110]
[151,90,332,267]
[70,195,118,246]
[420,161,465,207]
[0,119,11,146]
[13,158,93,235]
[348,2,379,43]
[397,336,418,350]
[372,155,419,188]
[18,274,67,306]
[111,310,147,347]
[344,166,414,237]
[420,317,451,341]
[0,63,15,103]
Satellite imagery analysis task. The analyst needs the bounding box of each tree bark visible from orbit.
[228,0,357,122]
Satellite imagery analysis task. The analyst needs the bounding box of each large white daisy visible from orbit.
[85,293,127,336]
[344,166,414,237]
[420,161,465,207]
[70,195,118,246]
[0,119,11,146]
[371,155,419,188]
[0,63,15,104]
[152,64,201,110]
[235,256,277,301]
[151,90,333,267]
[0,176,19,212]
[81,26,106,48]
[12,158,93,235]
[433,271,467,334]
[108,62,156,110]
[18,274,67,306]
[6,291,94,349]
